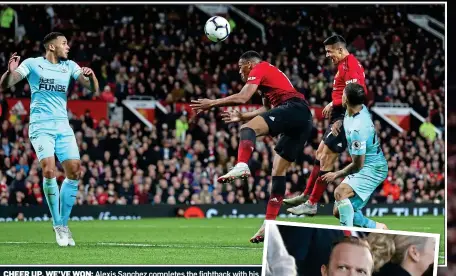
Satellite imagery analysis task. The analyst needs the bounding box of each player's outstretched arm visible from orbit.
[190,83,258,112]
[77,67,99,93]
[212,83,258,107]
[238,95,271,121]
[0,53,25,91]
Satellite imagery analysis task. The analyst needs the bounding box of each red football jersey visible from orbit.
[332,54,367,106]
[246,61,305,107]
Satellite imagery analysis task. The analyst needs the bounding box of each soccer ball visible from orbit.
[204,16,231,42]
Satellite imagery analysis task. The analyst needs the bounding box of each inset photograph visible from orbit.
[263,221,440,276]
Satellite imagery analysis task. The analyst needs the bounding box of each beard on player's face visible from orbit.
[326,46,344,64]
[57,49,68,60]
[342,94,348,108]
[49,45,69,61]
[331,53,342,64]
[56,37,69,60]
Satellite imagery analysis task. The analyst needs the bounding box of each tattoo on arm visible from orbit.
[78,74,99,93]
[0,71,25,90]
[338,155,365,177]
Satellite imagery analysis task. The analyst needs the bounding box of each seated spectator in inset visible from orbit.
[368,233,436,276]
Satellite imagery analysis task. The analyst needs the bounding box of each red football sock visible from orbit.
[309,175,328,205]
[303,163,320,195]
[265,194,284,220]
[237,140,254,164]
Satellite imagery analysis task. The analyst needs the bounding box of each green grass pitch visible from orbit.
[0,216,445,265]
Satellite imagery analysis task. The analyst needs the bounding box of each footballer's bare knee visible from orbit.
[334,183,354,202]
[40,157,56,179]
[62,159,81,180]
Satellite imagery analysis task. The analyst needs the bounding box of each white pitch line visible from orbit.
[0,241,262,250]
[97,242,262,250]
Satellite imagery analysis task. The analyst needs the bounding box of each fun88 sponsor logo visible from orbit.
[39,77,67,93]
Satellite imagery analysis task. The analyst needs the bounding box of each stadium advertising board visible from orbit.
[0,203,444,223]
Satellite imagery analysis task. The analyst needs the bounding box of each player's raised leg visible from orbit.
[217,116,269,183]
[56,122,81,247]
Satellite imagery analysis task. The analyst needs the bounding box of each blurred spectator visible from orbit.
[0,5,15,39]
[420,117,437,142]
[175,114,189,143]
[100,85,116,103]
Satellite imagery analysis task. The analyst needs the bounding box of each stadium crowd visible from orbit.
[0,5,445,208]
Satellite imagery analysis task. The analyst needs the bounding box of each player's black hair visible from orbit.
[345,83,366,106]
[324,34,347,47]
[43,32,65,48]
[239,51,262,62]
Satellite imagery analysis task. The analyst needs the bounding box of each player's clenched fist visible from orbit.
[8,52,21,72]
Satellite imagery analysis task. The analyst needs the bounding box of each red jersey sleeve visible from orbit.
[246,63,266,86]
